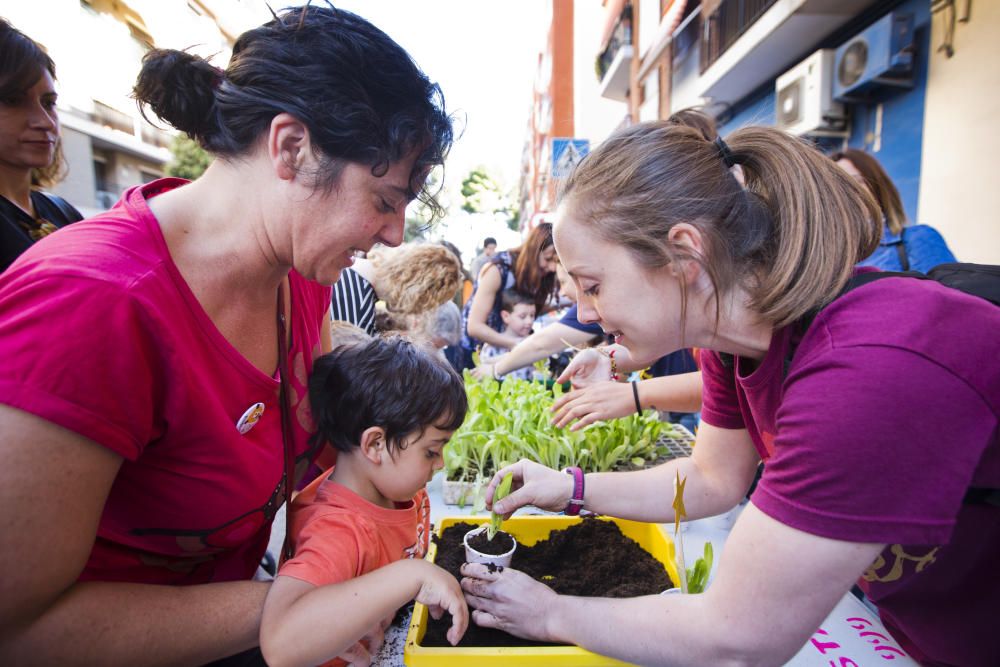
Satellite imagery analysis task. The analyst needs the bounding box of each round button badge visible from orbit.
[236,402,265,434]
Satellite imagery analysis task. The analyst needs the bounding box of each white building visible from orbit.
[1,0,269,216]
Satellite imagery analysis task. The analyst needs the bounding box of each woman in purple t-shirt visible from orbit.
[0,6,464,666]
[462,113,999,666]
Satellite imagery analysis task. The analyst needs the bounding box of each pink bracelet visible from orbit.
[563,466,585,515]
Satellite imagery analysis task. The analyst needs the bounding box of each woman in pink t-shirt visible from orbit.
[0,6,459,665]
[461,113,999,666]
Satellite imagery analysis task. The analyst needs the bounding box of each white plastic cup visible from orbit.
[463,525,516,568]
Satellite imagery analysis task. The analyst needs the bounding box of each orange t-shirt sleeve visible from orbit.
[277,514,374,587]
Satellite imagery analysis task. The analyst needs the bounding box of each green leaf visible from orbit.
[686,542,714,594]
[487,472,514,540]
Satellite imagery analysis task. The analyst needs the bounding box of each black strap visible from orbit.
[276,283,297,562]
[39,192,83,224]
[964,487,1000,508]
[892,227,909,271]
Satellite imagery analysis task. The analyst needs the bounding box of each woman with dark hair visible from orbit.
[833,148,956,273]
[0,6,463,665]
[458,222,558,371]
[0,19,82,273]
[462,114,998,666]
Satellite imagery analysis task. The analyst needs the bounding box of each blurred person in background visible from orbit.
[459,222,558,371]
[0,18,81,273]
[468,235,497,279]
[330,242,461,336]
[834,148,955,273]
[478,288,538,381]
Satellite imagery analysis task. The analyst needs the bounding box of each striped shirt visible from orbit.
[331,267,376,335]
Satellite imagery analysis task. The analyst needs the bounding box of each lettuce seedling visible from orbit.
[686,542,714,594]
[487,472,514,541]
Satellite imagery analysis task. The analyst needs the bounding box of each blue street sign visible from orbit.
[551,138,590,178]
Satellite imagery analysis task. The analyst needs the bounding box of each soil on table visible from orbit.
[421,518,674,648]
[467,529,515,555]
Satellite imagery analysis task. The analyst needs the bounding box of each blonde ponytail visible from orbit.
[727,128,881,325]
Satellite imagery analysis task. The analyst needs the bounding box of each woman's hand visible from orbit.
[470,362,498,380]
[483,459,574,517]
[413,561,469,646]
[551,381,635,430]
[556,348,610,389]
[460,564,559,642]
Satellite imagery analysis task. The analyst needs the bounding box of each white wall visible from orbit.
[918,3,1000,264]
[574,0,630,147]
[52,127,97,211]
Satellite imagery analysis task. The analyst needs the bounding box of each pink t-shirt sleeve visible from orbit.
[699,348,745,430]
[0,271,159,460]
[754,344,995,546]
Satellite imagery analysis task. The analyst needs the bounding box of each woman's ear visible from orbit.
[359,426,387,465]
[666,223,705,283]
[267,112,310,182]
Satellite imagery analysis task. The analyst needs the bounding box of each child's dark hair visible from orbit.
[500,289,535,314]
[132,5,453,218]
[309,337,467,454]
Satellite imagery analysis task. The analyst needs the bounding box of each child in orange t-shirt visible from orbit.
[260,337,470,667]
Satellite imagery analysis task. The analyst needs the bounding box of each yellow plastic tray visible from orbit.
[403,515,678,666]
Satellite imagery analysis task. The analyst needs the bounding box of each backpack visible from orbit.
[722,262,1000,506]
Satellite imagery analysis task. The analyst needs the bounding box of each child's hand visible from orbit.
[337,640,373,667]
[414,561,469,646]
[336,614,391,667]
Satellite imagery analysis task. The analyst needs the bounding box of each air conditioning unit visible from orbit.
[775,50,847,138]
[834,12,915,102]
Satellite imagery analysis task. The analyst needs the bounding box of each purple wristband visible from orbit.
[563,466,585,516]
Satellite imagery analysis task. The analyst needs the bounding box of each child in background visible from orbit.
[260,338,469,667]
[479,289,537,381]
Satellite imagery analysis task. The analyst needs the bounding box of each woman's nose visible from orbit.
[29,103,57,131]
[577,298,599,324]
[378,210,405,248]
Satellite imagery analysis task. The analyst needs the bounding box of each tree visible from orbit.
[165,135,212,180]
[460,167,518,230]
[405,167,448,242]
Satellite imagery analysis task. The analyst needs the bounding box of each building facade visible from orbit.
[548,0,996,264]
[2,0,268,216]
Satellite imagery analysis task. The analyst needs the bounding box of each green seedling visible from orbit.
[444,373,672,486]
[487,472,514,541]
[686,542,714,594]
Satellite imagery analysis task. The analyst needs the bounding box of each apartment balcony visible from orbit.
[596,4,634,102]
[695,0,879,107]
[59,103,173,164]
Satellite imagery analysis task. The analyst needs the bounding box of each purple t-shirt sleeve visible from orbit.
[0,271,157,460]
[699,348,745,430]
[754,344,995,546]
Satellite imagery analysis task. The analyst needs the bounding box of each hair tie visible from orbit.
[714,136,738,169]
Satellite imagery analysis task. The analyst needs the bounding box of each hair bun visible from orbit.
[133,49,221,148]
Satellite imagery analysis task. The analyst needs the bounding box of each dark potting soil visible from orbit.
[467,529,515,555]
[420,518,674,648]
